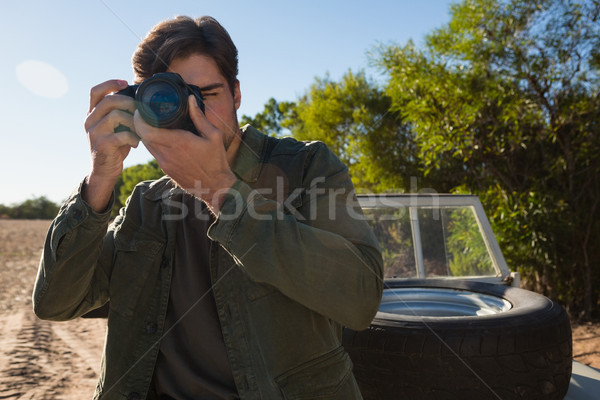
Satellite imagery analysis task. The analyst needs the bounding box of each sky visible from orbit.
[1,0,454,205]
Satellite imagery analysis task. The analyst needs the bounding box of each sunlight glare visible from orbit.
[16,60,69,99]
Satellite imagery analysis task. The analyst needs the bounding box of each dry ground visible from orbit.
[0,219,598,399]
[0,220,105,399]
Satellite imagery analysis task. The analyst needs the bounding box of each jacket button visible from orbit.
[72,209,83,220]
[127,393,140,400]
[160,257,169,269]
[146,322,158,334]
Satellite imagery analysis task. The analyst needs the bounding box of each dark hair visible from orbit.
[132,16,238,93]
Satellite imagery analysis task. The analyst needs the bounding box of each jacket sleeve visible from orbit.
[208,142,384,331]
[32,181,118,321]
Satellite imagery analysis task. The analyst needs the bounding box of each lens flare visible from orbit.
[16,60,69,99]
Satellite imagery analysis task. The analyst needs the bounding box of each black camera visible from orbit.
[117,72,205,135]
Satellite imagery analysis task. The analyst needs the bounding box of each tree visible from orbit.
[376,0,600,318]
[281,71,431,192]
[112,160,164,217]
[0,203,11,218]
[240,97,294,137]
[7,196,60,219]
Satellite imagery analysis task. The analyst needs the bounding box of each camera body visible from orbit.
[117,72,205,135]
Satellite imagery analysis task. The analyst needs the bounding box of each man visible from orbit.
[33,15,383,400]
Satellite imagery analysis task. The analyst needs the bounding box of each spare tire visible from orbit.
[342,279,572,400]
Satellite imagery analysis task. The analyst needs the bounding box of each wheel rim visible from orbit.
[379,287,512,317]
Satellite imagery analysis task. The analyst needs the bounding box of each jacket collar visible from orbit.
[143,125,267,202]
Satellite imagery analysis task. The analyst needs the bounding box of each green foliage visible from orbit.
[478,186,575,302]
[112,160,164,217]
[446,208,495,277]
[240,98,294,137]
[363,208,417,278]
[0,203,11,218]
[0,196,60,219]
[280,70,426,192]
[376,0,600,317]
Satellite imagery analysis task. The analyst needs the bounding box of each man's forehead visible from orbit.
[168,54,227,87]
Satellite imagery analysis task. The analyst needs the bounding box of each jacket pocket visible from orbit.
[109,237,163,318]
[275,346,358,400]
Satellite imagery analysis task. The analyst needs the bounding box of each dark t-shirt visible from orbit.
[152,194,238,399]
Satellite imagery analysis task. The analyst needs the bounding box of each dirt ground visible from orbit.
[0,219,598,399]
[0,220,106,399]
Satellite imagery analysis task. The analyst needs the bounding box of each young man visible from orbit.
[33,16,383,400]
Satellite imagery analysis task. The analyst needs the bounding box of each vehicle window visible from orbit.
[363,207,417,278]
[419,207,495,277]
[363,205,496,279]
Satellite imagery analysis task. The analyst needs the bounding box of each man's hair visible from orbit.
[132,16,238,93]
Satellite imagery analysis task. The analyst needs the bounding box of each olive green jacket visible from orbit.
[33,126,383,400]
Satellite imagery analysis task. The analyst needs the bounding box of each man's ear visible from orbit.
[233,80,241,110]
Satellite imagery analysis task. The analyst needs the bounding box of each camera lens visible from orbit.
[131,72,202,133]
[136,77,187,128]
[141,82,179,120]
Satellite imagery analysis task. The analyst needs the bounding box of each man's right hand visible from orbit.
[83,79,140,212]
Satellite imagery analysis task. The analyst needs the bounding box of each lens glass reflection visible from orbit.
[142,82,179,121]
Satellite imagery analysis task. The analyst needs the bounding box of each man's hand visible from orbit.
[83,79,140,212]
[135,95,238,214]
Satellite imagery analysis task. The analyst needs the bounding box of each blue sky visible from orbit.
[1,0,454,205]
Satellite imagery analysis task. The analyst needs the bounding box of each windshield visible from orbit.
[362,204,498,279]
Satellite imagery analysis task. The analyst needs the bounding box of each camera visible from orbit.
[117,72,205,135]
